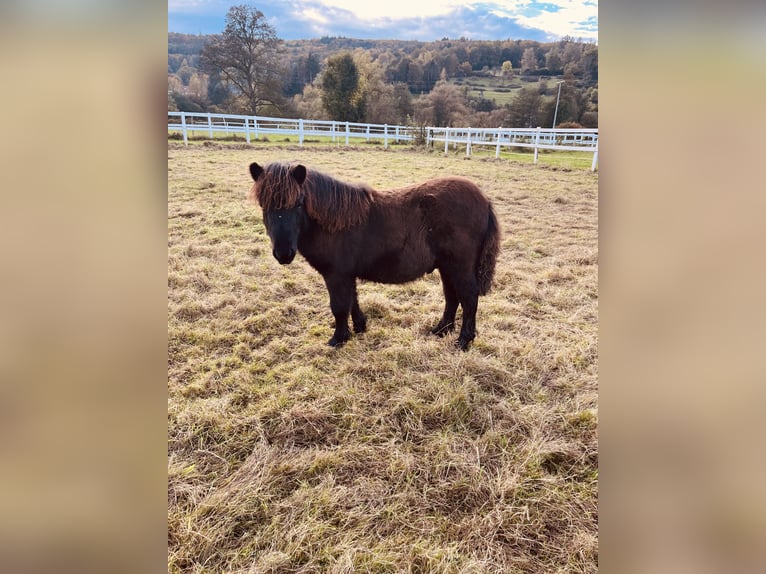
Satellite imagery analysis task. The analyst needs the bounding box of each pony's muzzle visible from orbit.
[273,248,296,265]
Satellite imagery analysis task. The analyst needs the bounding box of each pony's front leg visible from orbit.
[323,274,354,347]
[431,273,458,337]
[351,282,367,334]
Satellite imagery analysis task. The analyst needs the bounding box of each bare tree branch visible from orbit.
[200,5,286,115]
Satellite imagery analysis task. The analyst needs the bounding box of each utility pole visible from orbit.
[552,80,564,128]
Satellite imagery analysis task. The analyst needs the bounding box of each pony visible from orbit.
[248,161,500,350]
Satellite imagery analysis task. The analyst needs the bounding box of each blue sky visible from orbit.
[168,1,598,43]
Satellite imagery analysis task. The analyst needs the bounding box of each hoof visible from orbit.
[455,337,473,351]
[328,333,350,347]
[430,322,455,337]
[353,320,367,334]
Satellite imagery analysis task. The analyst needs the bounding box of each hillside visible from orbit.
[167,32,598,128]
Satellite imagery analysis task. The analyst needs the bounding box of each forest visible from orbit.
[168,12,597,130]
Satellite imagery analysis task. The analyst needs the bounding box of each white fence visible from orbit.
[431,126,598,171]
[168,111,598,171]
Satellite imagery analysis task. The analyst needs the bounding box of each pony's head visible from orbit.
[249,162,307,265]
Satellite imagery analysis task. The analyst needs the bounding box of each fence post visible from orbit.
[495,127,502,158]
[591,146,598,172]
[534,126,541,164]
[180,112,188,145]
[207,113,213,139]
[366,124,370,142]
[444,128,449,153]
[466,128,472,156]
[299,118,304,146]
[384,124,388,149]
[345,122,350,146]
[245,116,251,144]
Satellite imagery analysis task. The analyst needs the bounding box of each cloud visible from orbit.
[168,0,598,41]
[167,0,215,10]
[304,0,463,20]
[303,11,329,26]
[512,1,598,39]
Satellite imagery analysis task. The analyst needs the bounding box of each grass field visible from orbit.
[168,136,597,171]
[451,74,558,107]
[168,144,598,573]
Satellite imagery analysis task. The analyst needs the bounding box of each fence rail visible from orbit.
[168,111,598,171]
[429,126,598,171]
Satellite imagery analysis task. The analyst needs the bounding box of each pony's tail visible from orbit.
[477,205,500,296]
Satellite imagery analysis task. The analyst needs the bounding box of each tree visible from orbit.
[545,48,563,74]
[199,5,285,115]
[580,111,598,128]
[521,47,537,74]
[501,60,514,85]
[538,82,586,126]
[508,87,541,128]
[350,50,400,125]
[284,52,322,97]
[321,53,365,121]
[414,80,468,127]
[581,46,598,86]
[187,73,209,101]
[294,82,328,120]
[391,83,414,121]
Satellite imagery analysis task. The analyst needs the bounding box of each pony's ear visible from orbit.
[249,162,264,181]
[290,164,307,186]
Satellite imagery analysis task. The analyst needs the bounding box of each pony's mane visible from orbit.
[304,170,374,232]
[250,162,374,233]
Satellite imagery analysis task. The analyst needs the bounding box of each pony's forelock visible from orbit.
[251,162,304,211]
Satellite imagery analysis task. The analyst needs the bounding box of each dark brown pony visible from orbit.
[248,161,500,350]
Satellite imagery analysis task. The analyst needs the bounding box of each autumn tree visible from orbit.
[321,53,365,121]
[538,82,588,126]
[200,5,285,114]
[414,80,468,127]
[351,50,399,124]
[508,87,542,128]
[501,60,514,85]
[581,45,598,86]
[391,83,414,121]
[545,48,563,74]
[294,82,328,120]
[521,47,537,74]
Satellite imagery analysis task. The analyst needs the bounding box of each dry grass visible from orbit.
[168,143,598,573]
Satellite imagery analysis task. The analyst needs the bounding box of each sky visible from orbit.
[168,0,598,43]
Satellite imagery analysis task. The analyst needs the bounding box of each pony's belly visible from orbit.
[358,250,435,284]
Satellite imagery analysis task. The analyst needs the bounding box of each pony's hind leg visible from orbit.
[440,267,479,351]
[351,282,367,334]
[455,278,480,350]
[323,274,354,347]
[431,272,459,337]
